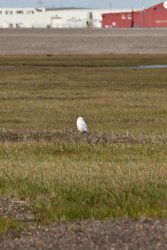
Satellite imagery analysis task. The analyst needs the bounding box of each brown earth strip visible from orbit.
[0,219,167,250]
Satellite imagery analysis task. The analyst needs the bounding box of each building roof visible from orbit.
[46,7,90,11]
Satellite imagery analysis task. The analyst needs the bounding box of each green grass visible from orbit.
[0,142,167,222]
[0,215,24,234]
[0,54,167,232]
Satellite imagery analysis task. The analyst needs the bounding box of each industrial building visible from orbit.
[0,7,110,28]
[102,1,167,28]
[0,1,167,29]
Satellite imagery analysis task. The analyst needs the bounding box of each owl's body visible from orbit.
[76,117,89,133]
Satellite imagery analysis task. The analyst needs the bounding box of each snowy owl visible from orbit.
[76,117,89,133]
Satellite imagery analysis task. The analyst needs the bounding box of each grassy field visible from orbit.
[0,54,167,233]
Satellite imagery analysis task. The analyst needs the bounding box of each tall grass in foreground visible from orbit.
[0,141,167,225]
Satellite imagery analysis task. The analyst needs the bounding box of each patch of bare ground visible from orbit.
[0,196,35,223]
[0,219,167,249]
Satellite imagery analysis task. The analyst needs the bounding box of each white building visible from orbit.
[0,8,111,28]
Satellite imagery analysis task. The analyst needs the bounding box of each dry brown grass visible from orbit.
[0,54,167,134]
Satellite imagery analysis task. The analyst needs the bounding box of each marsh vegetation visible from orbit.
[0,54,167,233]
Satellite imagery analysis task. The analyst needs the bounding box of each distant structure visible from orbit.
[0,2,167,29]
[0,8,110,28]
[102,1,167,28]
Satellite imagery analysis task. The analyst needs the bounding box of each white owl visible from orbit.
[76,117,89,133]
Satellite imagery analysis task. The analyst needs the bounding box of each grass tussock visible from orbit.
[0,54,167,232]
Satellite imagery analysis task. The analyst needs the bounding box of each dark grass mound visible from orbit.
[0,129,166,145]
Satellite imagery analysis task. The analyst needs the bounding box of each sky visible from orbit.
[0,0,163,9]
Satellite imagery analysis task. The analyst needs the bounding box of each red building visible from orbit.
[102,1,167,28]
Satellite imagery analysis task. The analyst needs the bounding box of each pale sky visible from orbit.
[0,0,163,9]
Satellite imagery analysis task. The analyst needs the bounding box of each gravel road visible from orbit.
[0,219,167,250]
[0,28,167,55]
